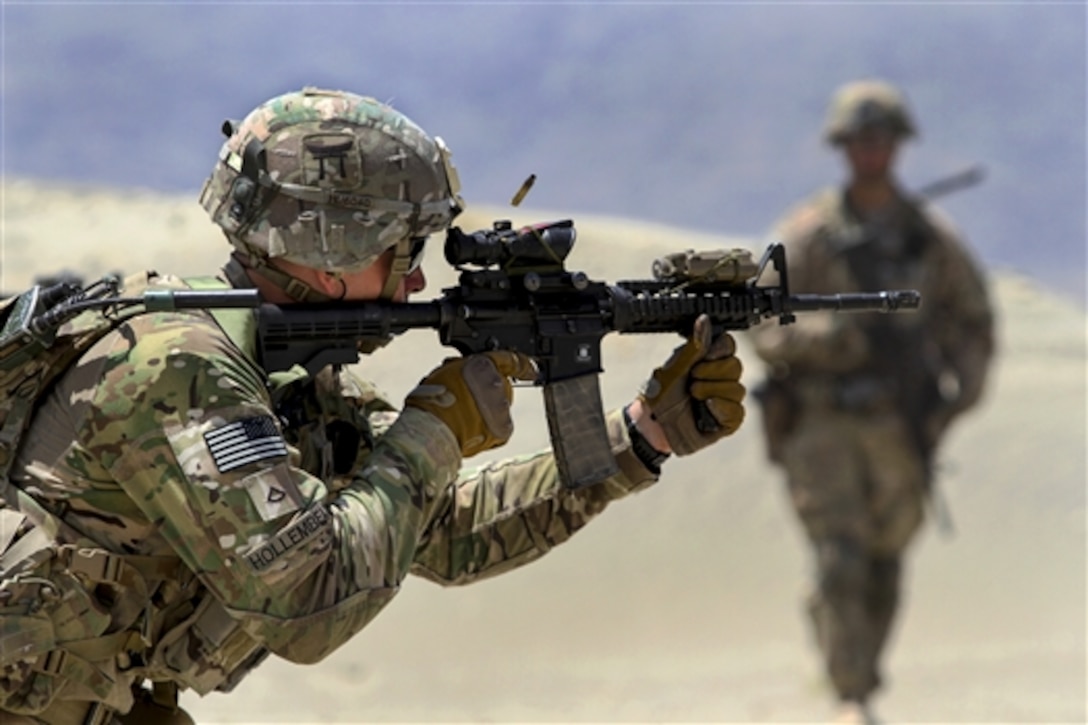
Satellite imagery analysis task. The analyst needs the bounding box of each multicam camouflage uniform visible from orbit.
[0,270,659,723]
[0,88,667,724]
[2,86,748,725]
[750,185,994,703]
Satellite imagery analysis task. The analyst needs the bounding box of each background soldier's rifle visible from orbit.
[3,219,920,490]
[913,164,985,202]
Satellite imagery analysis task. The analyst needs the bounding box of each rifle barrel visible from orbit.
[788,290,921,313]
[914,164,985,201]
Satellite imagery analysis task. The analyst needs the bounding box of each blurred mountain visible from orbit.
[2,3,1085,304]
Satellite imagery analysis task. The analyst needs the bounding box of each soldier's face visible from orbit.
[843,128,899,181]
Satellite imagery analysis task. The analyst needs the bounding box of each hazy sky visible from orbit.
[2,3,1085,301]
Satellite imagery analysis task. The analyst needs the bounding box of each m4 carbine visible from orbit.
[5,219,920,489]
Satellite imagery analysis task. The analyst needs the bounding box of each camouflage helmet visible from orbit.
[200,87,464,274]
[823,80,917,146]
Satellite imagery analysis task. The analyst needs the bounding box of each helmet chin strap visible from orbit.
[229,236,414,304]
[224,252,339,303]
[379,238,413,300]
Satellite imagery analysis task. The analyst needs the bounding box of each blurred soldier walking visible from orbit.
[749,79,995,724]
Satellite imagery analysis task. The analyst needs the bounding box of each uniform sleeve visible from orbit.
[81,312,461,664]
[410,407,658,585]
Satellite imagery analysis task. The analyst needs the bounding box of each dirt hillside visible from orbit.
[2,180,1084,723]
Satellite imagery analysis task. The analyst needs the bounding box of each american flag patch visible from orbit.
[204,416,289,473]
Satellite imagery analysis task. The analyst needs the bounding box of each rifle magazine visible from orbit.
[542,376,619,489]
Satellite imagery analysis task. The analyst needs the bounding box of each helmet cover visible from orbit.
[200,87,463,273]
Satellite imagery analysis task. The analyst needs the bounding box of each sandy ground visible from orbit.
[2,180,1085,723]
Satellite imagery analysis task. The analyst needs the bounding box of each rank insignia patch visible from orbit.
[205,416,289,473]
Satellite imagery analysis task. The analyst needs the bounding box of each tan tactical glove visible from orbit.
[639,314,746,456]
[405,351,537,458]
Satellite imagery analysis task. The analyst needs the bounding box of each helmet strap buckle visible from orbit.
[379,238,414,299]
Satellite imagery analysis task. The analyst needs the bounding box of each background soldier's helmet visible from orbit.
[823,79,917,146]
[200,87,464,273]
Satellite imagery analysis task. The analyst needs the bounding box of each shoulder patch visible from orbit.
[204,415,289,473]
[237,463,304,521]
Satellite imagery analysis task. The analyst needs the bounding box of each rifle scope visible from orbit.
[445,219,576,267]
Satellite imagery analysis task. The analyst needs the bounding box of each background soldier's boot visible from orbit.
[832,697,880,725]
